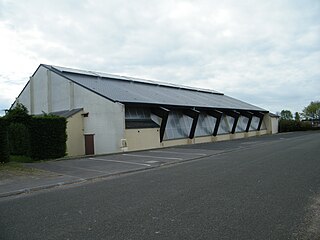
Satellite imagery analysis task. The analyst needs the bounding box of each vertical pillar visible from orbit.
[257,112,265,131]
[183,109,200,139]
[69,81,75,110]
[47,70,52,113]
[223,110,240,134]
[151,107,170,142]
[239,111,253,132]
[207,110,223,136]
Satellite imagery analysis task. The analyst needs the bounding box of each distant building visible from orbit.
[13,64,279,156]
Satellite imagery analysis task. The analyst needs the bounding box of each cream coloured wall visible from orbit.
[161,138,190,148]
[194,136,213,144]
[271,117,279,134]
[66,111,85,156]
[264,114,279,134]
[125,128,161,151]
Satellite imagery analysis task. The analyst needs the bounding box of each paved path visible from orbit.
[0,131,319,239]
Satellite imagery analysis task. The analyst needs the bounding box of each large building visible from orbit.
[13,64,278,156]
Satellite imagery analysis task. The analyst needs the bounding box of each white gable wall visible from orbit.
[16,65,125,155]
[73,83,125,154]
[31,66,49,114]
[16,82,31,111]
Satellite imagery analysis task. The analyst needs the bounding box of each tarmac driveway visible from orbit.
[25,148,224,181]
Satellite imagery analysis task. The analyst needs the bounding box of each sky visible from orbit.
[0,0,319,115]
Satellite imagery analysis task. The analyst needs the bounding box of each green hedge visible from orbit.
[0,118,10,163]
[279,119,320,132]
[29,116,67,160]
[8,122,30,156]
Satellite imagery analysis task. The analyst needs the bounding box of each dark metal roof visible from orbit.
[50,108,83,118]
[41,64,267,112]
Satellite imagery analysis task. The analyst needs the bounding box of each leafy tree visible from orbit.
[294,112,300,122]
[280,110,293,120]
[4,103,31,157]
[5,103,31,123]
[303,101,320,120]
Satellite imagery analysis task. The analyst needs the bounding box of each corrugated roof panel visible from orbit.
[50,65,221,94]
[50,108,83,118]
[46,64,266,112]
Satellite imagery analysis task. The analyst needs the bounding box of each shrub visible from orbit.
[8,122,30,156]
[0,118,10,163]
[4,103,31,124]
[279,119,299,132]
[279,119,320,132]
[300,121,312,131]
[29,116,67,160]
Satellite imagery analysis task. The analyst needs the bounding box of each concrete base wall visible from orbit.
[125,128,161,151]
[124,128,269,152]
[162,130,268,148]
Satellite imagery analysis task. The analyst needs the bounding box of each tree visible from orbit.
[5,102,30,123]
[303,101,320,120]
[280,110,293,120]
[294,112,300,122]
[4,103,31,157]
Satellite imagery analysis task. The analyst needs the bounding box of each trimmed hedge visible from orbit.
[279,119,320,132]
[29,116,67,160]
[0,118,10,163]
[8,122,30,156]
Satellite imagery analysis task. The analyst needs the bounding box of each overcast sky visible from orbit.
[0,0,319,115]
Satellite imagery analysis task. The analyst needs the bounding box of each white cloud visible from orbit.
[0,0,319,115]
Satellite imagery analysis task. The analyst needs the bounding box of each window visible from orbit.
[218,115,234,134]
[164,111,193,140]
[125,107,159,129]
[125,107,151,119]
[195,113,216,137]
[236,116,249,132]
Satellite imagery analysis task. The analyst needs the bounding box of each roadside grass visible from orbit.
[0,156,46,179]
[10,155,35,163]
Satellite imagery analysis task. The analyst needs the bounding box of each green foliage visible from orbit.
[303,101,320,120]
[4,102,31,124]
[300,121,313,130]
[294,112,300,122]
[8,122,30,156]
[279,119,299,132]
[280,110,293,120]
[29,116,67,160]
[10,155,34,163]
[0,118,10,163]
[2,103,67,161]
[279,119,319,132]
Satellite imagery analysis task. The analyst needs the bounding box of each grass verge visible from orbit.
[0,156,49,179]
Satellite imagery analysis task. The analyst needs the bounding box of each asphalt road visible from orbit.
[1,131,320,240]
